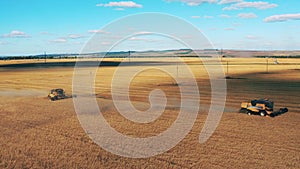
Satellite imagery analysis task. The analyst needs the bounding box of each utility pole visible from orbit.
[176,63,179,79]
[44,51,47,63]
[227,61,229,75]
[220,48,224,62]
[266,57,269,73]
[128,50,131,63]
[221,48,223,57]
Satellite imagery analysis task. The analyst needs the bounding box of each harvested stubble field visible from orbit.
[0,58,299,168]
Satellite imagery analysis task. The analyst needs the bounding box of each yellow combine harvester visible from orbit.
[240,99,288,117]
[48,89,66,101]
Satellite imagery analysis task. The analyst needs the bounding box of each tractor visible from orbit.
[240,99,288,117]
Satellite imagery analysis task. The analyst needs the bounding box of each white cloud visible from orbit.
[50,38,67,43]
[219,14,231,18]
[238,13,257,18]
[166,0,218,6]
[224,27,235,30]
[114,8,125,10]
[223,6,236,10]
[245,35,260,40]
[40,31,51,35]
[129,37,157,42]
[0,42,8,45]
[204,15,214,19]
[101,42,112,45]
[1,30,30,38]
[73,42,83,45]
[129,37,146,41]
[264,13,300,22]
[223,1,278,10]
[191,15,201,18]
[232,22,241,27]
[263,41,273,46]
[66,34,84,39]
[135,31,153,35]
[218,0,242,5]
[96,1,143,8]
[88,29,110,34]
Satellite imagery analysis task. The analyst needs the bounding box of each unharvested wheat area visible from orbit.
[0,58,299,168]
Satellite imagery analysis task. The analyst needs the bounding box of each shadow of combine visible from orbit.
[225,76,247,80]
[47,95,75,101]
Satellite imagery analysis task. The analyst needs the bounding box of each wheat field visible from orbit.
[0,58,299,168]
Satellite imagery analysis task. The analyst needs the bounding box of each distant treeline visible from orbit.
[0,54,211,60]
[256,55,300,58]
[0,54,79,60]
[3,53,299,60]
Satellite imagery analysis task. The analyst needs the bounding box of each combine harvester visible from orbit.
[48,89,67,101]
[240,99,288,117]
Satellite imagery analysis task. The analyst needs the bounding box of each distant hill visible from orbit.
[1,49,300,60]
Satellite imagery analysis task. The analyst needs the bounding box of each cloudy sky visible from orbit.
[0,0,299,56]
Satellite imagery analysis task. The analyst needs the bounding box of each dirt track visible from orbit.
[0,58,299,168]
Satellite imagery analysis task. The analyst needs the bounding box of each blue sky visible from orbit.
[0,0,299,56]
